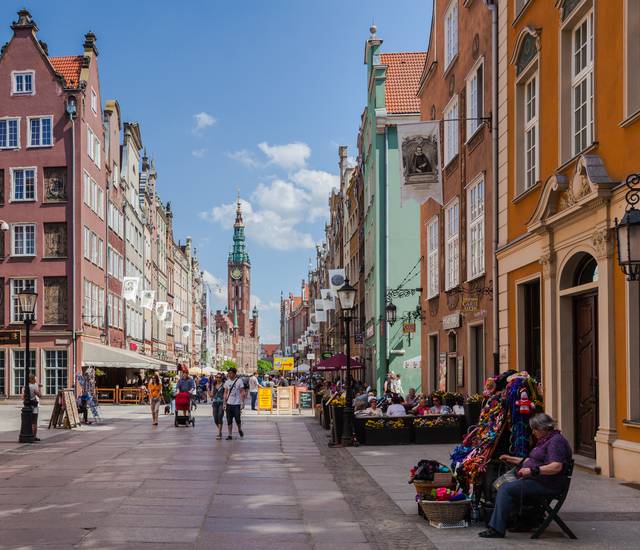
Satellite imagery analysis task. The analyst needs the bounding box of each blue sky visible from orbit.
[1,1,432,343]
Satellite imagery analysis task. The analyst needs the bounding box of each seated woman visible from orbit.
[404,388,417,407]
[429,396,452,415]
[479,413,573,539]
[452,395,465,415]
[412,396,430,416]
[385,395,407,417]
[359,397,383,417]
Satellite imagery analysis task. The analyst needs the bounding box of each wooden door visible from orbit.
[574,293,598,458]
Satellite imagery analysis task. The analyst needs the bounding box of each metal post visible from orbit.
[18,316,34,443]
[341,313,353,446]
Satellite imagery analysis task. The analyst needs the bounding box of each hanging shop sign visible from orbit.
[321,351,332,359]
[442,312,461,330]
[403,323,416,334]
[307,353,316,360]
[366,324,375,339]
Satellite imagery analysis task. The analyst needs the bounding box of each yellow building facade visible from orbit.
[497,0,640,480]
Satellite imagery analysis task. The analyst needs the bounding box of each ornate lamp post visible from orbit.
[616,173,640,281]
[17,288,37,443]
[337,278,357,446]
[385,301,397,326]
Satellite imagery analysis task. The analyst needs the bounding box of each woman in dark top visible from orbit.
[209,373,226,440]
[479,413,573,538]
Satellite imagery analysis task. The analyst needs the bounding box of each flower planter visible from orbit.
[364,427,412,445]
[414,424,462,444]
[321,401,331,430]
[331,405,344,443]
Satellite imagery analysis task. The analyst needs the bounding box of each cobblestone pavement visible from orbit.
[0,405,428,549]
[2,405,639,549]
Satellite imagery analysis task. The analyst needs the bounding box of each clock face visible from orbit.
[231,267,242,280]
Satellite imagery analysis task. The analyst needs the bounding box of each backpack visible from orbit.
[243,377,250,390]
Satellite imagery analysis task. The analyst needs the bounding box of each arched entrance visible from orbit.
[560,252,599,458]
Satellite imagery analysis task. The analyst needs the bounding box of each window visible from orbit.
[524,74,538,190]
[83,172,105,217]
[87,126,95,160]
[0,118,19,149]
[10,278,36,323]
[28,116,52,147]
[108,202,124,237]
[467,177,485,279]
[443,96,459,165]
[466,61,484,138]
[0,351,4,396]
[444,200,459,290]
[44,350,67,395]
[444,1,458,69]
[427,217,439,298]
[97,237,104,269]
[108,247,123,280]
[625,0,640,118]
[12,224,35,256]
[91,89,98,113]
[11,168,36,201]
[83,280,91,324]
[571,11,594,155]
[12,71,34,95]
[12,350,36,395]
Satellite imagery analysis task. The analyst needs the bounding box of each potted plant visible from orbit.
[464,394,483,428]
[364,418,411,445]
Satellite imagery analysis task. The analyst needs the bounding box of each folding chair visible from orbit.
[530,459,577,539]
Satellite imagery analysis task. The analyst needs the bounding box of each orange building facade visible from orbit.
[497,0,640,481]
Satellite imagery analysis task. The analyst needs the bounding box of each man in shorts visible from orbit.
[223,367,246,440]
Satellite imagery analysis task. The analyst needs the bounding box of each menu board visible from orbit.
[299,391,313,409]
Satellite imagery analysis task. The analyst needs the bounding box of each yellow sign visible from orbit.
[280,357,294,371]
[258,387,272,411]
[273,357,282,369]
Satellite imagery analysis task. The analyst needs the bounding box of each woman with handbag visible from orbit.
[479,413,572,538]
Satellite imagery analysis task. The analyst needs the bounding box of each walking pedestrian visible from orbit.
[249,371,260,410]
[209,373,226,440]
[223,367,246,440]
[23,374,41,441]
[147,374,162,426]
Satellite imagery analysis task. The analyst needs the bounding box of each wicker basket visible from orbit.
[419,499,470,524]
[413,473,455,495]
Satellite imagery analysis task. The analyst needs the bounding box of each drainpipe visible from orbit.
[66,97,78,387]
[485,0,500,375]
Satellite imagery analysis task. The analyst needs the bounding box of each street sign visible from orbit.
[0,330,20,346]
[299,390,313,409]
[280,357,294,371]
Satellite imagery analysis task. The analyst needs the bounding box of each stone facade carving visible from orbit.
[44,167,67,202]
[539,251,555,278]
[44,223,67,257]
[592,227,613,260]
[44,277,68,325]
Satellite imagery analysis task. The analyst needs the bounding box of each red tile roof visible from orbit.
[261,344,279,357]
[379,52,426,114]
[49,56,83,88]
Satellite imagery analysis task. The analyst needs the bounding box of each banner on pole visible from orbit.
[141,290,155,310]
[122,277,140,302]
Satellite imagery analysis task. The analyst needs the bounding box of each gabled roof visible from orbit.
[261,344,279,356]
[379,52,426,114]
[49,55,83,88]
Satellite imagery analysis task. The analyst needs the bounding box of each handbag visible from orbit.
[492,467,519,491]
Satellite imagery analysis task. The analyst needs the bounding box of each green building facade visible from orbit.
[361,28,426,394]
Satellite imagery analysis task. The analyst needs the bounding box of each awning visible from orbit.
[314,353,363,371]
[83,341,172,371]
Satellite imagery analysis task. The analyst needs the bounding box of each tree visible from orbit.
[220,359,237,372]
[257,359,272,376]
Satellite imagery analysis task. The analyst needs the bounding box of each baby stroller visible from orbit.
[174,391,195,427]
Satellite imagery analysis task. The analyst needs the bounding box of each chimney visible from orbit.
[83,31,99,56]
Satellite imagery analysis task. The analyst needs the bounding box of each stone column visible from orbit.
[540,250,558,421]
[593,226,617,476]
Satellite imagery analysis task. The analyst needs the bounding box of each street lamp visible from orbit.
[17,288,37,444]
[385,301,397,325]
[616,173,640,281]
[337,278,356,446]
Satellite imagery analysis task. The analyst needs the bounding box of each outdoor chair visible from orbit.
[529,459,577,540]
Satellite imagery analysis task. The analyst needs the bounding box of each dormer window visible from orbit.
[12,71,34,95]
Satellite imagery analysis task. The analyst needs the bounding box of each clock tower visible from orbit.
[228,195,252,337]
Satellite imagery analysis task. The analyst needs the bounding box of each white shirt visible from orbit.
[386,404,406,417]
[249,375,259,392]
[224,377,244,405]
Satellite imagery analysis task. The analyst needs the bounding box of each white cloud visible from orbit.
[291,169,339,221]
[227,149,261,169]
[258,142,311,170]
[193,112,217,133]
[200,199,315,251]
[251,179,308,219]
[251,295,280,312]
[192,148,207,158]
